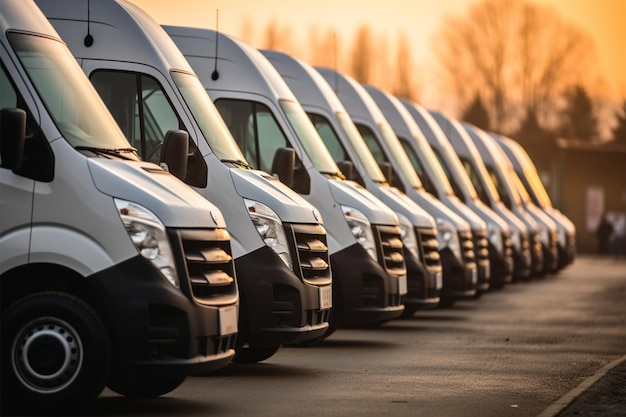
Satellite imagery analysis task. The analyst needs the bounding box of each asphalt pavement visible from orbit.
[542,354,626,417]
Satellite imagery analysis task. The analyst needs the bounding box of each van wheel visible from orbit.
[1,292,110,413]
[108,376,186,398]
[233,345,281,363]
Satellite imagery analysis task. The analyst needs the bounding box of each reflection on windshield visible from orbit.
[438,137,479,200]
[172,71,246,162]
[336,111,386,183]
[378,122,422,188]
[10,32,134,154]
[280,100,339,174]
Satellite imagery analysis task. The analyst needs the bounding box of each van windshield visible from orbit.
[9,32,134,153]
[280,99,341,175]
[335,111,387,183]
[172,71,247,163]
[408,130,455,196]
[378,122,422,189]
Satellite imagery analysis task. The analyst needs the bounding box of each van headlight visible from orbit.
[437,218,462,262]
[115,199,179,288]
[397,214,419,261]
[245,199,292,270]
[342,205,377,261]
[487,223,503,254]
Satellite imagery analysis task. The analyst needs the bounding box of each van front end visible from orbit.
[437,220,478,304]
[92,226,239,393]
[234,222,332,349]
[409,225,443,311]
[330,223,406,326]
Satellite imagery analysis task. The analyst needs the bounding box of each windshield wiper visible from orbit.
[75,146,138,161]
[221,159,252,169]
[319,170,345,180]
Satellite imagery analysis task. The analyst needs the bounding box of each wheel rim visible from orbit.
[12,317,83,394]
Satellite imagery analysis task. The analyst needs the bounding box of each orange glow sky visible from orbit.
[129,0,625,110]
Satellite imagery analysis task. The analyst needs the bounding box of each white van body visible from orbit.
[1,0,237,410]
[262,50,442,314]
[482,132,561,272]
[365,85,511,291]
[492,134,576,269]
[406,104,533,281]
[165,26,407,334]
[316,67,479,304]
[454,119,552,277]
[36,0,332,362]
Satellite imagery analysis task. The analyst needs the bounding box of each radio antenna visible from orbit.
[84,0,94,47]
[211,9,220,81]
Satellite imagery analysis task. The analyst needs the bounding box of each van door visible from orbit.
[0,59,35,269]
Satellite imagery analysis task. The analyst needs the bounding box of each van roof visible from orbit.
[316,67,387,126]
[1,0,59,40]
[261,50,346,115]
[164,26,295,101]
[35,0,193,73]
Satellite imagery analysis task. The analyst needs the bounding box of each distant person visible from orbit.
[596,213,613,254]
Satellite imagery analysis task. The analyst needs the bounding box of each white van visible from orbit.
[482,132,561,273]
[1,0,237,411]
[315,68,480,305]
[36,0,332,363]
[165,27,407,336]
[453,119,553,277]
[492,134,576,269]
[262,50,442,315]
[364,85,512,291]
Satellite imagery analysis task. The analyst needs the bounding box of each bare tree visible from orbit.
[350,25,374,85]
[308,26,340,70]
[262,20,293,54]
[433,0,600,134]
[392,31,418,101]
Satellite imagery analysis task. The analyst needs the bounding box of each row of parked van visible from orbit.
[0,0,576,413]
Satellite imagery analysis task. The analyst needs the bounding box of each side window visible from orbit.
[1,64,53,181]
[308,113,347,162]
[215,99,289,174]
[0,64,18,109]
[398,137,436,195]
[461,158,489,205]
[90,70,181,164]
[355,124,386,165]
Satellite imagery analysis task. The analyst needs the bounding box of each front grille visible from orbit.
[374,224,406,277]
[472,229,490,265]
[285,223,331,286]
[502,230,513,259]
[417,226,441,269]
[178,228,238,305]
[459,230,476,265]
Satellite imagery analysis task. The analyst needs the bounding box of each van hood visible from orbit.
[327,179,397,226]
[89,158,225,228]
[230,168,322,224]
[380,186,436,228]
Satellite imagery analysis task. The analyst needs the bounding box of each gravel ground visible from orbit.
[557,359,626,417]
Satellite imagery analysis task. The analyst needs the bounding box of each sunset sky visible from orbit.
[128,0,625,113]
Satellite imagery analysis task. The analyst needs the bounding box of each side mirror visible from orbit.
[271,147,295,188]
[0,108,26,171]
[379,161,393,183]
[160,129,189,180]
[337,160,354,181]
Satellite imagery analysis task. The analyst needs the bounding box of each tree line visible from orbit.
[239,0,625,146]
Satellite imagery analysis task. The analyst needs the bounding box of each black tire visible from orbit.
[1,292,111,414]
[108,375,186,398]
[233,345,281,364]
